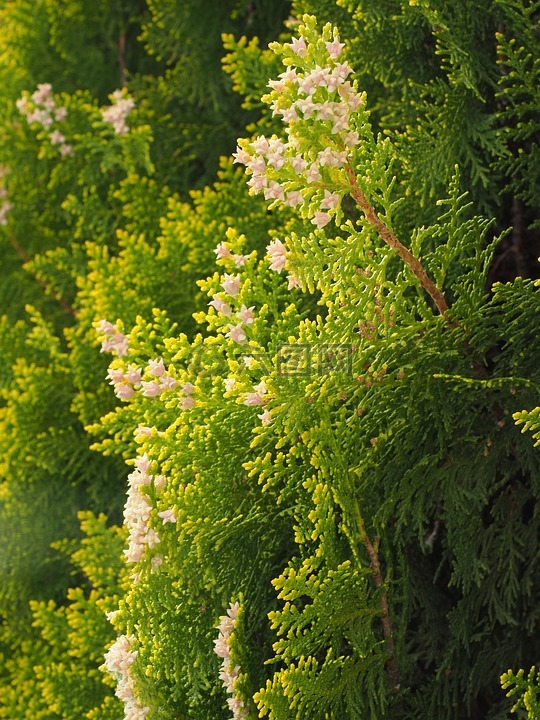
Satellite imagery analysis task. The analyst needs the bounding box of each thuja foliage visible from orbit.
[0,0,290,715]
[90,8,539,720]
[0,512,126,720]
[1,2,540,720]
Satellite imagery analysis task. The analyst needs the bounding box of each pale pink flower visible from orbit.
[227,697,246,713]
[347,93,364,112]
[289,36,307,57]
[16,96,29,114]
[263,180,285,202]
[233,254,249,268]
[159,375,178,390]
[320,190,340,210]
[299,75,317,95]
[232,147,251,165]
[306,163,322,183]
[248,156,266,174]
[158,508,176,524]
[59,144,73,157]
[332,114,349,134]
[181,382,196,395]
[124,543,144,564]
[325,40,345,59]
[253,380,266,396]
[214,242,231,259]
[267,151,286,170]
[180,395,196,410]
[268,137,286,155]
[296,97,316,118]
[135,455,152,474]
[226,323,246,343]
[281,106,298,123]
[258,409,272,425]
[107,367,125,384]
[224,378,236,392]
[213,636,230,659]
[147,358,165,377]
[145,528,161,548]
[54,106,68,121]
[141,380,162,397]
[49,130,65,145]
[237,305,255,325]
[312,211,331,229]
[279,68,298,83]
[311,66,332,87]
[32,83,53,105]
[115,383,135,400]
[128,468,151,487]
[318,148,343,167]
[34,109,53,128]
[135,425,153,438]
[251,136,269,155]
[316,102,335,121]
[286,190,304,207]
[153,475,166,491]
[266,239,287,273]
[287,274,302,290]
[343,130,360,147]
[124,365,142,385]
[244,392,264,406]
[247,174,267,193]
[208,295,232,316]
[268,78,286,92]
[221,274,241,297]
[227,601,240,620]
[334,62,354,81]
[290,155,307,173]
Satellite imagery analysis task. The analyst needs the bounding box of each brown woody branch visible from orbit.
[8,233,77,317]
[346,166,449,319]
[356,513,400,693]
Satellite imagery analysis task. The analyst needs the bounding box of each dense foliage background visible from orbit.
[0,1,539,719]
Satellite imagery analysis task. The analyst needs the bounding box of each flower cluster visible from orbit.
[0,166,11,226]
[264,238,301,288]
[99,319,130,357]
[98,320,181,401]
[16,83,72,156]
[208,242,255,348]
[102,89,135,135]
[213,602,248,720]
[233,17,365,230]
[103,634,149,720]
[207,238,275,421]
[124,453,175,571]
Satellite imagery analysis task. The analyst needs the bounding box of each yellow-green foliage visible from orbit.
[1,2,540,720]
[0,512,125,720]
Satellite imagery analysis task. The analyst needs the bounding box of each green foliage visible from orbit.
[1,2,540,720]
[502,667,540,719]
[0,512,125,720]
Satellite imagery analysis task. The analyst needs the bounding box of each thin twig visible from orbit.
[346,166,449,319]
[356,513,401,692]
[8,233,77,317]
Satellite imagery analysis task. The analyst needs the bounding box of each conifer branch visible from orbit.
[355,508,400,693]
[117,32,127,85]
[346,165,450,319]
[7,233,77,317]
